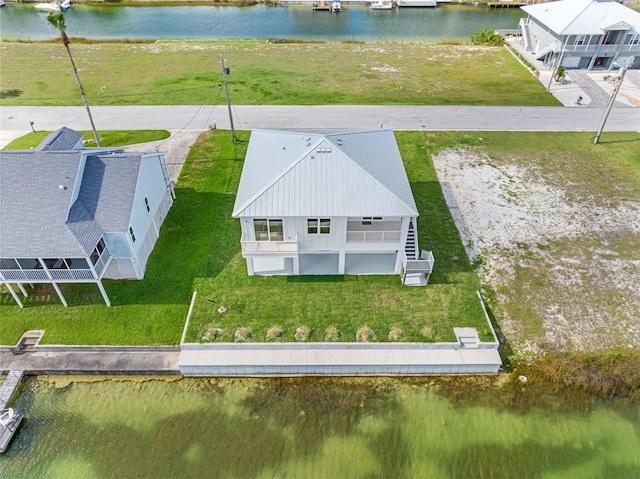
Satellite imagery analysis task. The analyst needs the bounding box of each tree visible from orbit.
[47,12,101,147]
[470,29,504,47]
[553,66,566,83]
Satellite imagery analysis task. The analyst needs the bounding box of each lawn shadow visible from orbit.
[286,275,346,283]
[480,292,514,368]
[410,181,477,286]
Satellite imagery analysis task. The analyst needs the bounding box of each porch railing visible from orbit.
[241,235,298,254]
[0,269,96,281]
[403,250,435,274]
[346,231,401,243]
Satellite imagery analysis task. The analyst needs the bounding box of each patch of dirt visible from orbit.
[433,149,640,354]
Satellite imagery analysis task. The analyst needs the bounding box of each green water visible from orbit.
[1,377,638,478]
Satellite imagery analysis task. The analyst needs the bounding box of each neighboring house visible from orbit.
[519,0,640,70]
[232,129,434,286]
[0,127,175,307]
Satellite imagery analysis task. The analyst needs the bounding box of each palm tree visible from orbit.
[47,12,101,147]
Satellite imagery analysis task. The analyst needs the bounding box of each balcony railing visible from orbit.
[346,231,402,243]
[564,44,620,54]
[241,235,298,254]
[0,269,96,281]
[402,251,435,274]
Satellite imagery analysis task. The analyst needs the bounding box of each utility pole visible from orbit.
[594,57,633,145]
[220,54,237,144]
[547,39,567,91]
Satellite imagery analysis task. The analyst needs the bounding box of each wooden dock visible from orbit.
[0,370,24,410]
[487,2,527,7]
[313,0,332,10]
[0,371,25,453]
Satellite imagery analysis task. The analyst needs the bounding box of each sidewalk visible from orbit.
[0,347,181,375]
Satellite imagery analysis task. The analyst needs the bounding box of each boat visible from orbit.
[397,0,436,6]
[370,0,393,9]
[34,0,71,12]
[0,409,14,428]
[331,0,341,11]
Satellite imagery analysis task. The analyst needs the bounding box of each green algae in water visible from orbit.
[1,377,638,478]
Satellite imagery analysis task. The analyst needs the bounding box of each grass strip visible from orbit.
[0,41,559,107]
[2,130,170,150]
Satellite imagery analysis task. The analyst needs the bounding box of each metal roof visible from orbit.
[232,130,418,218]
[36,127,85,152]
[522,0,640,36]
[0,148,144,258]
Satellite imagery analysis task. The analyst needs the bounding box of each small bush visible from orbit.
[388,327,405,341]
[471,29,504,47]
[234,327,253,342]
[440,37,462,46]
[421,326,436,341]
[324,326,341,342]
[201,326,222,342]
[294,326,311,342]
[356,326,376,342]
[265,325,283,342]
[553,66,566,82]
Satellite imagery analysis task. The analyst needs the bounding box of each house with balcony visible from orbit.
[519,0,640,70]
[232,129,434,286]
[0,127,175,307]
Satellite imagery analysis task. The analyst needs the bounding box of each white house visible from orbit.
[232,129,434,285]
[519,0,640,70]
[0,127,175,307]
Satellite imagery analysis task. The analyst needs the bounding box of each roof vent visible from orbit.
[59,185,67,190]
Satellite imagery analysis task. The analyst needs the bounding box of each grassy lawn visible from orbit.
[184,130,488,344]
[0,41,558,107]
[2,130,170,150]
[0,130,490,345]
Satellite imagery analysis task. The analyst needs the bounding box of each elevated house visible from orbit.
[0,127,175,307]
[232,129,434,285]
[519,0,640,70]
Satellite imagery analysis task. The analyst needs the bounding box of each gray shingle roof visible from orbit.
[36,127,85,152]
[0,148,142,258]
[232,129,419,218]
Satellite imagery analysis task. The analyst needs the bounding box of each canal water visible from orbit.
[0,4,525,42]
[1,376,638,478]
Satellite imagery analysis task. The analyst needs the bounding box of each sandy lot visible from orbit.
[433,149,640,355]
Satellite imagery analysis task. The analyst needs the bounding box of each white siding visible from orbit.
[129,154,172,261]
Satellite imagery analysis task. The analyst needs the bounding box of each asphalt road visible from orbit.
[2,105,639,134]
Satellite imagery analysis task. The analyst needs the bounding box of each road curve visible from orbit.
[2,105,638,133]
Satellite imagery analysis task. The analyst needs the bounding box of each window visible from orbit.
[66,258,90,270]
[44,258,68,270]
[144,196,151,213]
[630,34,640,45]
[17,258,41,270]
[307,218,331,234]
[90,239,106,265]
[129,226,137,243]
[575,35,586,46]
[253,219,283,241]
[361,217,383,226]
[0,259,19,270]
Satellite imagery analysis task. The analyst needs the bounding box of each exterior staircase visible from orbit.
[405,220,417,260]
[402,219,431,286]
